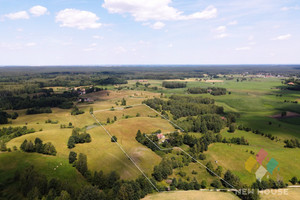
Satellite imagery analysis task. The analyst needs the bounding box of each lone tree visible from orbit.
[228,123,236,133]
[69,151,77,164]
[281,111,287,117]
[111,136,117,142]
[121,98,126,106]
[89,107,93,114]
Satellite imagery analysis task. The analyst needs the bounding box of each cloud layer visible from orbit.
[271,34,291,40]
[102,0,217,21]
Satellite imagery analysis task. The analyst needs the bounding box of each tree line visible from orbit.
[0,126,35,143]
[188,87,227,96]
[162,81,187,88]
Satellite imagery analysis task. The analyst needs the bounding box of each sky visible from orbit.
[0,0,299,65]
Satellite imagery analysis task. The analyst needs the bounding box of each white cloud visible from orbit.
[5,11,29,20]
[216,33,228,39]
[235,46,251,51]
[228,20,238,25]
[248,35,254,41]
[150,21,165,29]
[56,9,102,30]
[213,26,228,39]
[83,48,96,52]
[102,0,217,21]
[93,35,104,40]
[271,34,291,40]
[29,5,48,17]
[215,26,226,33]
[26,42,37,47]
[115,46,127,54]
[168,43,173,48]
[281,6,300,11]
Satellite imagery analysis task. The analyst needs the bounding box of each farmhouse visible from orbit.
[287,82,295,85]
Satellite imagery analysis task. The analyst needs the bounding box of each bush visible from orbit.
[111,136,117,142]
[71,106,84,115]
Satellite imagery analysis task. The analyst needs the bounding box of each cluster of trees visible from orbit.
[188,87,227,96]
[83,86,103,94]
[210,87,227,96]
[0,111,18,124]
[187,87,208,94]
[71,106,85,115]
[67,128,91,149]
[152,158,173,181]
[284,138,300,148]
[26,107,52,115]
[60,122,74,129]
[68,151,89,178]
[251,178,286,190]
[290,176,300,184]
[143,95,223,120]
[162,81,187,88]
[176,114,226,133]
[20,137,57,156]
[0,126,35,143]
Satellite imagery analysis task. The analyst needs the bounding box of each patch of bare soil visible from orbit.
[270,111,300,119]
[205,80,224,83]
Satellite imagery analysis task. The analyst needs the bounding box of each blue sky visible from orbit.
[0,0,299,65]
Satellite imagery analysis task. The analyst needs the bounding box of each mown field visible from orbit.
[142,190,240,200]
[260,188,300,200]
